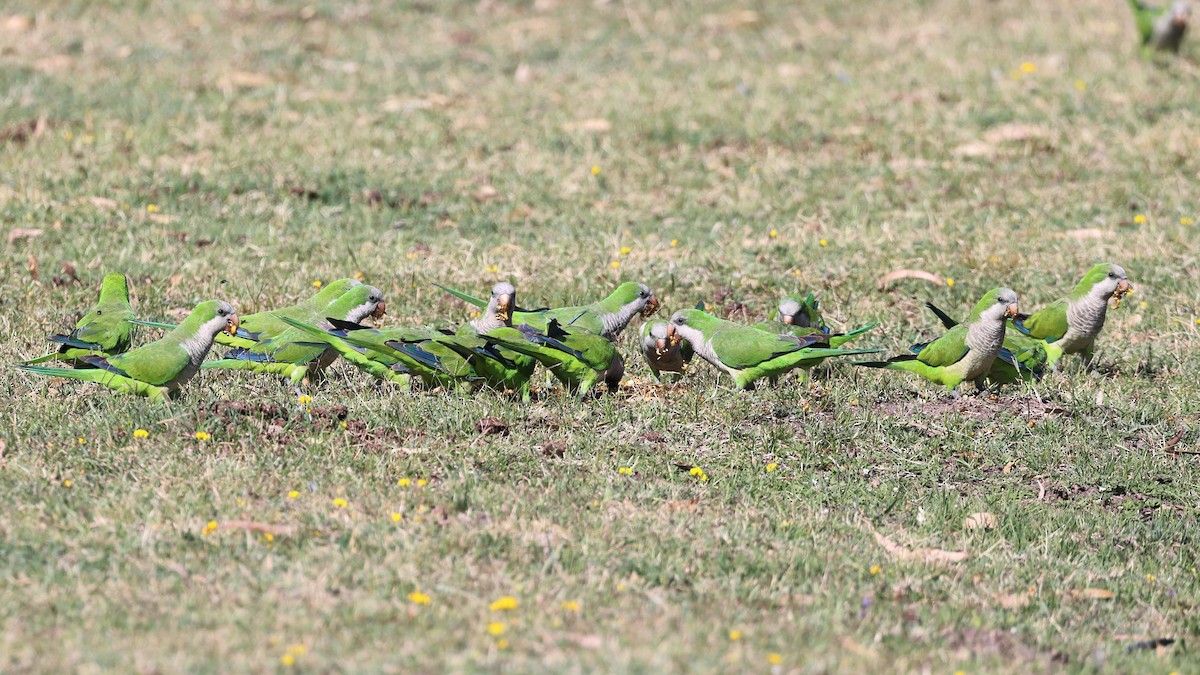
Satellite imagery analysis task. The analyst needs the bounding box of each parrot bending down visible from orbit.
[855,288,1019,391]
[479,318,620,397]
[641,320,693,382]
[17,301,238,401]
[1129,0,1191,54]
[25,273,136,366]
[665,309,878,390]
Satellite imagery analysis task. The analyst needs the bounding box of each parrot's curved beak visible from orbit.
[225,314,240,336]
[665,323,683,347]
[497,294,512,322]
[655,337,668,355]
[372,301,387,320]
[642,296,661,317]
[782,314,794,325]
[1004,304,1019,320]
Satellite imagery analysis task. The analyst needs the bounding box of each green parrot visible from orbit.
[276,316,474,390]
[1128,0,1191,54]
[923,301,1048,385]
[436,281,660,340]
[17,301,238,401]
[773,292,824,329]
[1009,263,1132,368]
[640,319,693,382]
[478,318,620,397]
[26,273,136,365]
[446,282,540,400]
[855,288,1019,392]
[665,309,879,390]
[134,277,362,346]
[203,285,385,384]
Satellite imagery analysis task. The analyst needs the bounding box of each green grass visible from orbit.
[3,0,1199,671]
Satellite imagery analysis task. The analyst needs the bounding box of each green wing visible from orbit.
[1128,0,1156,42]
[709,327,804,369]
[72,301,136,352]
[915,325,969,367]
[1017,300,1069,342]
[106,341,190,385]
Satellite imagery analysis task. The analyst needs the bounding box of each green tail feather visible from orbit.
[16,364,170,400]
[433,283,488,309]
[829,323,877,348]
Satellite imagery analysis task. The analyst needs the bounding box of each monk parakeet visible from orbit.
[923,301,1047,385]
[479,319,620,397]
[449,282,540,400]
[437,281,660,340]
[277,316,476,390]
[855,288,1019,391]
[665,309,878,390]
[773,292,823,329]
[26,273,136,366]
[1010,263,1132,368]
[1129,0,1191,54]
[17,301,238,401]
[641,320,693,382]
[204,285,385,384]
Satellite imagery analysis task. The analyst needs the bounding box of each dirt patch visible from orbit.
[941,627,1068,666]
[875,395,1071,421]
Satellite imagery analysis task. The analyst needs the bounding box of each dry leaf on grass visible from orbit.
[873,529,968,564]
[214,520,297,536]
[876,269,944,290]
[1068,588,1115,600]
[83,196,119,210]
[963,512,998,530]
[995,593,1031,609]
[7,228,43,245]
[561,118,612,133]
[1057,228,1107,240]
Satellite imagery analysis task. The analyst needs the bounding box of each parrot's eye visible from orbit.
[1107,272,1116,278]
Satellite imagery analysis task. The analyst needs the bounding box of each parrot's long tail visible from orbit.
[852,355,952,385]
[828,323,878,348]
[15,364,168,400]
[433,283,488,309]
[22,353,61,365]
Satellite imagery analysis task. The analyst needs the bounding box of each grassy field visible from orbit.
[3,0,1199,671]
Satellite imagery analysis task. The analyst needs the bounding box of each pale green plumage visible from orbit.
[437,281,659,340]
[26,273,136,365]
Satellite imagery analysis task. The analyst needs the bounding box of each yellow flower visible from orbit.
[496,638,509,649]
[352,271,365,280]
[670,239,678,247]
[620,246,632,255]
[263,532,274,543]
[146,204,158,213]
[391,512,403,522]
[487,621,507,636]
[591,165,601,176]
[408,591,431,605]
[1020,62,1036,73]
[1074,80,1086,92]
[561,600,581,612]
[297,394,313,405]
[287,490,300,499]
[63,480,73,488]
[490,596,519,611]
[398,477,411,487]
[610,261,620,269]
[133,428,149,439]
[729,629,742,641]
[339,421,347,429]
[312,280,322,288]
[945,278,955,288]
[77,437,85,445]
[689,467,704,477]
[486,264,499,273]
[617,466,633,475]
[769,229,778,238]
[416,478,428,487]
[194,431,211,442]
[1133,214,1147,224]
[765,463,777,473]
[202,520,218,535]
[870,564,882,575]
[333,498,348,509]
[818,239,827,247]
[767,653,782,665]
[280,653,296,667]
[1181,217,1194,225]
[1146,574,1156,582]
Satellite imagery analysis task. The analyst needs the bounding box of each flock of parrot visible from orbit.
[16,263,1132,404]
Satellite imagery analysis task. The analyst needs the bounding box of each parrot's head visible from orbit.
[1171,1,1191,28]
[776,298,802,325]
[219,302,240,336]
[972,288,1019,323]
[339,285,385,324]
[667,309,705,346]
[1078,263,1131,307]
[490,282,516,323]
[642,320,677,356]
[636,283,660,317]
